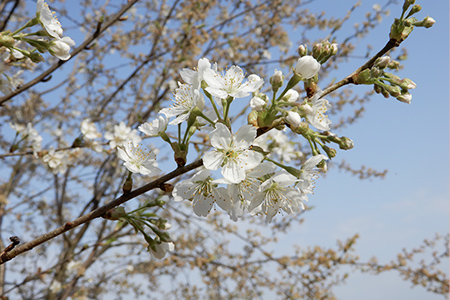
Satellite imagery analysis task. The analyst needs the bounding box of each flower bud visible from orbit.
[414,16,435,28]
[374,56,390,69]
[294,56,320,79]
[386,85,402,97]
[401,78,416,90]
[286,111,301,127]
[396,91,412,104]
[330,43,338,55]
[406,4,421,18]
[387,60,400,70]
[282,89,300,103]
[352,69,372,84]
[322,145,336,158]
[312,43,322,58]
[270,69,284,90]
[250,96,266,111]
[370,67,382,78]
[339,137,354,150]
[297,44,307,57]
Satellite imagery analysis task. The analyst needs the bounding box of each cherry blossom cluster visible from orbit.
[0,0,76,95]
[114,54,346,224]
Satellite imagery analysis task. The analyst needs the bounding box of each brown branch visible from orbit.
[0,159,203,264]
[321,38,398,99]
[0,0,139,107]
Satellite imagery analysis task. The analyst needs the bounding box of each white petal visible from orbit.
[203,151,223,170]
[222,160,245,183]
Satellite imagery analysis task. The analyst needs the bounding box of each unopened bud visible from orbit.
[322,145,337,158]
[28,52,45,63]
[339,137,354,150]
[250,96,266,111]
[294,56,321,79]
[387,60,400,70]
[270,70,284,90]
[282,89,300,103]
[374,56,390,69]
[286,111,301,128]
[297,45,307,57]
[330,43,338,55]
[370,67,382,78]
[312,43,322,58]
[396,91,412,104]
[406,5,421,18]
[386,85,402,97]
[401,78,416,90]
[415,16,436,28]
[353,69,372,84]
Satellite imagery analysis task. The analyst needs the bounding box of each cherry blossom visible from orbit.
[203,123,263,184]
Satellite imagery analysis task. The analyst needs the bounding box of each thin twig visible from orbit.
[0,0,139,107]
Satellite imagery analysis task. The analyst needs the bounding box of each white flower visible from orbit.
[286,111,301,127]
[250,96,266,111]
[254,129,300,163]
[160,83,204,125]
[149,241,174,259]
[180,57,215,90]
[216,162,277,221]
[249,170,307,223]
[172,169,232,217]
[297,154,328,194]
[117,141,161,176]
[81,119,101,140]
[203,123,263,184]
[203,66,264,99]
[42,149,69,174]
[295,55,321,79]
[104,121,141,149]
[305,91,331,131]
[138,115,168,137]
[36,0,63,38]
[48,36,75,61]
[67,260,83,273]
[49,280,62,293]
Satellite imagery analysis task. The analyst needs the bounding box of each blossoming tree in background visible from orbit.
[0,0,447,299]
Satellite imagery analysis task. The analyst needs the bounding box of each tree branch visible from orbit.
[0,159,203,264]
